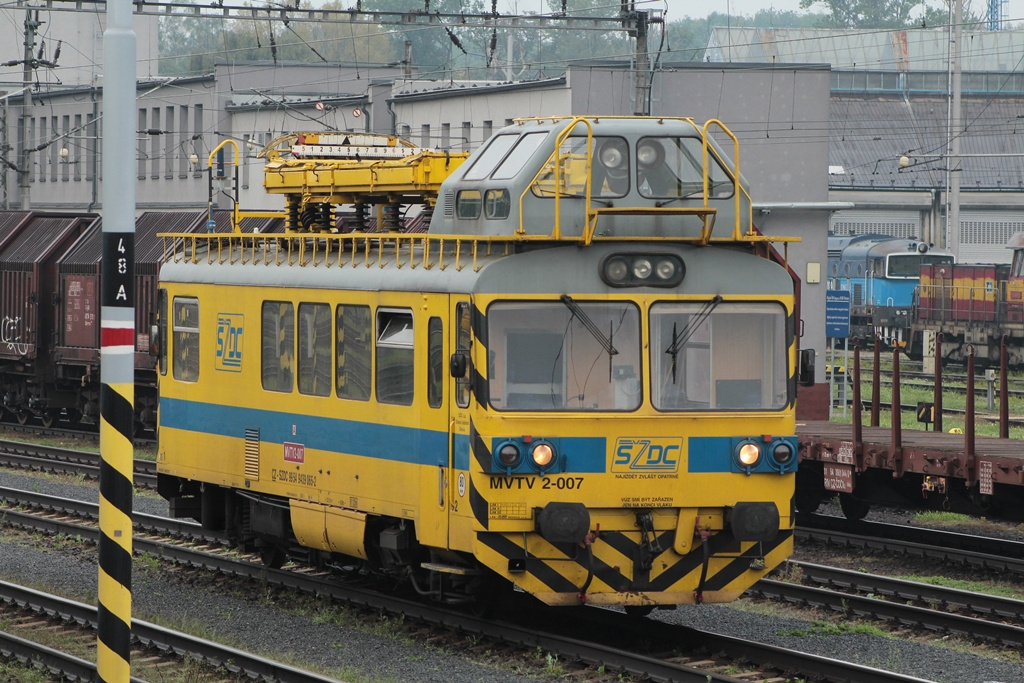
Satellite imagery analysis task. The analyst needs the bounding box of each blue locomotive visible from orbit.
[827,234,953,349]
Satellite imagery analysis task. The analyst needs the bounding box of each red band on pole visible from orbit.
[101,327,135,348]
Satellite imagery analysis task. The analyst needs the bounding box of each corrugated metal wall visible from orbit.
[957,211,1024,264]
[829,210,922,239]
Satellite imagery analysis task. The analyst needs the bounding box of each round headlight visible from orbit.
[598,140,626,170]
[655,259,677,280]
[772,442,793,465]
[498,443,521,468]
[531,443,555,468]
[636,140,664,168]
[605,257,629,283]
[738,442,761,467]
[632,258,652,279]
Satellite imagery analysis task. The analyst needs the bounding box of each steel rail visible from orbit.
[0,439,157,487]
[796,527,1024,575]
[0,579,341,683]
[0,630,124,682]
[754,562,1024,647]
[0,422,155,447]
[0,503,743,682]
[793,560,1024,620]
[579,606,933,683]
[798,513,1024,562]
[0,489,927,682]
[0,485,225,542]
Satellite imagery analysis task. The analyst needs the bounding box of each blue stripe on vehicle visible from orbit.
[687,436,732,472]
[453,433,470,470]
[489,436,607,473]
[160,397,448,465]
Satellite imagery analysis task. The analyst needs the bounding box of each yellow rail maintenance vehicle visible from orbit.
[154,117,812,614]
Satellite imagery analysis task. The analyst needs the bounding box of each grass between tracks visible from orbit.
[734,594,1023,668]
[0,427,157,460]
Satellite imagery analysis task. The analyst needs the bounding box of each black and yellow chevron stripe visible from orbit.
[474,524,792,606]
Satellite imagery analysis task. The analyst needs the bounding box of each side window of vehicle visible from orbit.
[428,316,443,409]
[337,304,371,401]
[484,189,510,219]
[376,309,414,406]
[298,303,331,397]
[456,190,482,219]
[158,288,168,376]
[172,297,199,382]
[262,301,294,393]
[455,302,471,409]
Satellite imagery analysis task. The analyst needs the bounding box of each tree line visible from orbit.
[158,0,996,78]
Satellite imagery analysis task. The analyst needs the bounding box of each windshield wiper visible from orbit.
[560,294,619,386]
[665,294,722,383]
[560,295,618,357]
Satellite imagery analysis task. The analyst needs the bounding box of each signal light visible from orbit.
[737,442,761,468]
[771,442,793,465]
[600,253,684,288]
[632,258,652,279]
[531,442,555,469]
[497,443,521,468]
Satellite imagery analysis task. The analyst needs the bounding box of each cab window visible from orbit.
[484,189,510,219]
[486,300,641,411]
[532,136,628,199]
[650,301,787,411]
[462,133,518,180]
[636,136,733,200]
[456,190,482,219]
[491,132,547,179]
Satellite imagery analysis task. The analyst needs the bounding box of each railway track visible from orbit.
[0,420,155,448]
[797,512,1024,573]
[0,437,157,488]
[757,561,1024,647]
[0,486,930,683]
[0,579,341,683]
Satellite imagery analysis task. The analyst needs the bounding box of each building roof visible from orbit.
[706,27,1024,72]
[828,93,1024,191]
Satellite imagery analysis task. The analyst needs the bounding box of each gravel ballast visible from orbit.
[2,470,1024,682]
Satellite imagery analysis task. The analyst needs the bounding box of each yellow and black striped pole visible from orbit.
[99,0,135,679]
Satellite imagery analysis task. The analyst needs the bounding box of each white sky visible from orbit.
[500,1,1024,25]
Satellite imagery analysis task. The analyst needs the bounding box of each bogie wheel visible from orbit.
[40,411,56,428]
[15,410,29,425]
[259,544,287,569]
[624,605,656,618]
[838,491,871,521]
